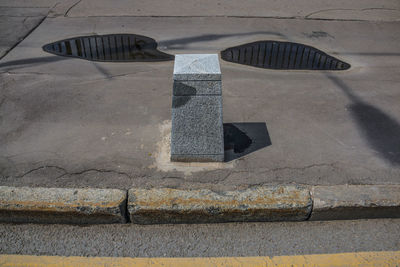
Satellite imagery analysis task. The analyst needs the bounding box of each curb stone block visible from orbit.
[310,185,400,220]
[128,186,312,224]
[0,186,127,224]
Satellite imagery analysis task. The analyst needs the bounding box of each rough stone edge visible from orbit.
[0,186,128,224]
[1,184,399,224]
[309,185,400,221]
[128,185,313,224]
[171,154,225,162]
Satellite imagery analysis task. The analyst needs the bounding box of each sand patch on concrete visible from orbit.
[150,120,235,175]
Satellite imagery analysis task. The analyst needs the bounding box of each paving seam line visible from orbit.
[0,16,47,60]
[0,184,399,224]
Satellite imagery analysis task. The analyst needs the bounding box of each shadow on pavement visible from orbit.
[328,75,400,165]
[224,122,271,162]
[0,56,68,71]
[159,31,286,49]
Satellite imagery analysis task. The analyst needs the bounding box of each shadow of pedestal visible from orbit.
[224,123,271,162]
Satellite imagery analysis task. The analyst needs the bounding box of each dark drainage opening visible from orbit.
[221,41,350,70]
[43,34,174,62]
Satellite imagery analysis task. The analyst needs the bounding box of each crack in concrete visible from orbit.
[360,7,399,11]
[201,163,339,184]
[305,7,399,19]
[55,14,399,22]
[16,165,133,180]
[256,163,338,174]
[16,165,66,178]
[214,171,249,183]
[305,8,357,18]
[52,2,62,9]
[64,0,82,17]
[55,168,132,179]
[146,163,339,185]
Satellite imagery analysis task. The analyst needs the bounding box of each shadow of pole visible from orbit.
[327,75,400,165]
[0,56,69,71]
[159,31,287,49]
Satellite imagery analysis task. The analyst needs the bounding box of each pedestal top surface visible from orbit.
[173,54,221,81]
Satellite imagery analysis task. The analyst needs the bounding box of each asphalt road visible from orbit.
[1,219,399,257]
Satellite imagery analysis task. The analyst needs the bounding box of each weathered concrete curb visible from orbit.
[0,184,399,224]
[128,186,312,224]
[0,186,127,224]
[310,185,400,221]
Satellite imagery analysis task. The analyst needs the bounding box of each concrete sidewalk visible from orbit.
[1,14,400,190]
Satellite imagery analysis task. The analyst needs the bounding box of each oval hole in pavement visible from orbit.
[221,41,350,70]
[43,34,174,62]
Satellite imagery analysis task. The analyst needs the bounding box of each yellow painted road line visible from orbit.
[1,251,400,267]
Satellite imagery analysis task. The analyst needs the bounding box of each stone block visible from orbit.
[310,185,400,220]
[171,54,224,162]
[0,186,127,224]
[128,186,312,224]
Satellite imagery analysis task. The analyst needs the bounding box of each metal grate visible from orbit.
[43,34,174,62]
[221,41,350,70]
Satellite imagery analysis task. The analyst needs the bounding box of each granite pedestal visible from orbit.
[171,54,224,162]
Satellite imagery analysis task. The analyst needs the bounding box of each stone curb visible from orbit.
[128,186,312,224]
[0,184,399,224]
[0,186,127,224]
[310,185,400,221]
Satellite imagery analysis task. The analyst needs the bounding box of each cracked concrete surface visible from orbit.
[0,1,400,190]
[57,0,400,21]
[0,1,89,59]
[303,7,400,21]
[15,165,133,180]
